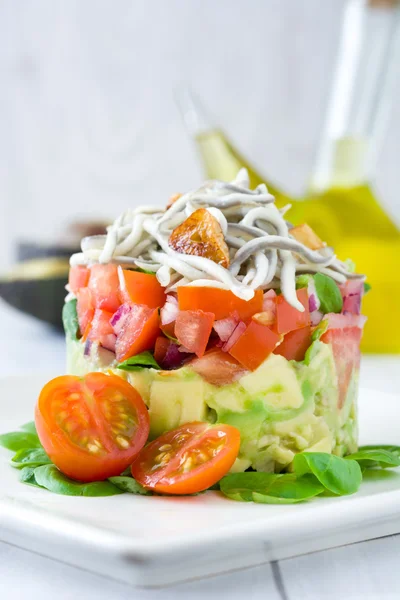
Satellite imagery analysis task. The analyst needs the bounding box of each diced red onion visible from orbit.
[325,313,367,330]
[100,333,117,353]
[222,321,247,352]
[310,310,323,326]
[97,346,116,367]
[343,293,361,315]
[110,303,131,335]
[84,339,92,357]
[213,312,240,342]
[309,293,318,313]
[162,342,192,369]
[161,295,179,326]
[262,289,277,312]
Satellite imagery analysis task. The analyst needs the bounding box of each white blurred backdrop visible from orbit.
[0,0,399,268]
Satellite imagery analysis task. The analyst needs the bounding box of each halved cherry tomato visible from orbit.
[76,287,94,336]
[177,287,263,321]
[275,288,310,335]
[69,266,90,294]
[35,373,150,482]
[154,336,171,364]
[321,313,365,409]
[88,309,116,352]
[115,304,160,362]
[228,321,282,371]
[274,325,312,362]
[118,267,166,309]
[89,264,121,314]
[131,422,240,494]
[175,310,215,358]
[189,348,248,386]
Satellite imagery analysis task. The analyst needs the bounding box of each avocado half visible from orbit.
[0,258,70,330]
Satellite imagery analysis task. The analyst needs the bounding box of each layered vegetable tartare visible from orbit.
[57,168,366,484]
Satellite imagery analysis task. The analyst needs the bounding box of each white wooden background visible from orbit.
[1,0,400,271]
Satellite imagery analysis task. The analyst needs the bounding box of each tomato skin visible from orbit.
[115,304,160,362]
[177,287,263,321]
[154,336,171,364]
[275,288,310,334]
[228,321,282,371]
[76,287,94,336]
[35,373,150,482]
[89,264,121,314]
[131,422,240,495]
[274,325,312,362]
[118,267,166,309]
[69,266,90,294]
[175,310,215,358]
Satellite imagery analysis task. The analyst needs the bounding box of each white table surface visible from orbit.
[0,299,399,600]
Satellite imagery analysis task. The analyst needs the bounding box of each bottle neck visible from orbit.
[311,0,400,192]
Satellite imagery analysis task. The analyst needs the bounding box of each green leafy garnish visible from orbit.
[11,448,51,469]
[0,431,41,452]
[346,447,400,469]
[220,472,325,504]
[364,282,372,294]
[20,421,38,434]
[33,465,124,497]
[117,351,161,372]
[293,452,362,495]
[108,476,152,495]
[313,273,343,314]
[311,319,328,342]
[62,299,80,340]
[295,274,312,289]
[19,467,42,487]
[136,267,157,276]
[344,258,356,273]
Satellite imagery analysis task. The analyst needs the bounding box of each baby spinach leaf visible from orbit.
[313,273,343,314]
[363,282,372,294]
[108,476,152,495]
[293,452,362,495]
[0,431,41,452]
[117,351,161,372]
[19,467,42,488]
[359,444,400,457]
[33,465,124,496]
[346,448,400,469]
[220,472,324,504]
[20,421,38,435]
[11,448,51,469]
[62,299,80,340]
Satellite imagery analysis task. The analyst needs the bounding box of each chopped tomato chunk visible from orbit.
[274,325,312,362]
[177,287,263,321]
[89,309,116,352]
[69,266,90,294]
[154,336,171,364]
[189,348,248,386]
[115,305,160,362]
[89,264,121,314]
[76,287,94,337]
[228,321,282,371]
[175,310,215,358]
[275,288,310,334]
[118,267,166,309]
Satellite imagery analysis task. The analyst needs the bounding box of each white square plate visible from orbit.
[1,374,400,587]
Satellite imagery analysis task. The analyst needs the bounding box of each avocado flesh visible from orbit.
[66,338,359,473]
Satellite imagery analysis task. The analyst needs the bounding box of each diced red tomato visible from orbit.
[88,309,116,352]
[115,305,160,363]
[35,373,150,482]
[175,310,215,358]
[274,325,312,362]
[89,264,121,314]
[275,288,310,334]
[154,336,171,364]
[189,348,248,386]
[177,287,263,321]
[76,287,94,337]
[131,422,240,495]
[69,266,90,294]
[228,321,282,371]
[118,267,166,309]
[321,313,366,409]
